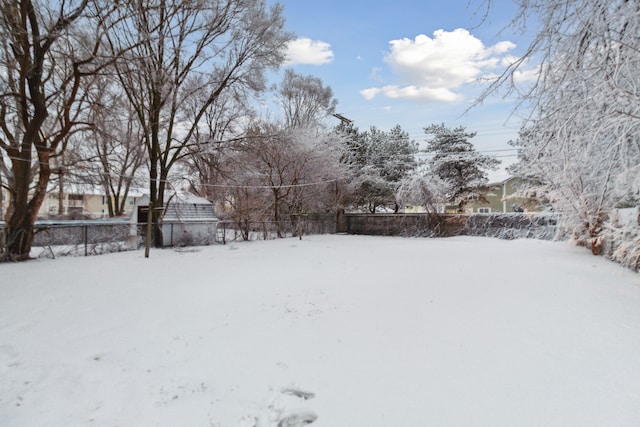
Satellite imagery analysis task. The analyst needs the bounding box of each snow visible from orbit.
[1,235,640,426]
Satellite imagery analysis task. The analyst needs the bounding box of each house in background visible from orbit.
[468,176,540,214]
[0,183,142,220]
[38,185,144,219]
[402,205,427,214]
[440,177,540,214]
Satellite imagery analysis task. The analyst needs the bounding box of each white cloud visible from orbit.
[490,41,517,55]
[513,66,541,84]
[361,85,460,103]
[363,28,517,103]
[285,37,334,65]
[360,87,381,100]
[501,55,520,67]
[501,56,541,84]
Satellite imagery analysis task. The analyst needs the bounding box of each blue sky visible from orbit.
[267,0,538,180]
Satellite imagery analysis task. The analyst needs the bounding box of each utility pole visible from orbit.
[331,113,352,232]
[332,113,352,131]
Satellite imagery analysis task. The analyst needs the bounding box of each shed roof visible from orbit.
[133,192,216,222]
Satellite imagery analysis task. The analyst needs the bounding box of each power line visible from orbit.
[0,154,341,190]
[192,178,339,190]
[1,145,521,192]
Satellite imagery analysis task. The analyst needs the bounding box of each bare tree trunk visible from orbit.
[106,193,115,217]
[6,152,51,260]
[0,169,4,222]
[273,188,283,238]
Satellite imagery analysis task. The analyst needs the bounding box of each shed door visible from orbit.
[137,206,148,224]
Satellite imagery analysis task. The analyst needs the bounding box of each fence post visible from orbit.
[84,225,88,256]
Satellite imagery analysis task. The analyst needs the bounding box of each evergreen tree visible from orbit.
[424,124,499,210]
[343,125,418,212]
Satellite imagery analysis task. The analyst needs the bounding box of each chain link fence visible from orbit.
[344,212,559,240]
[0,217,338,259]
[215,219,336,244]
[1,213,562,260]
[0,220,135,259]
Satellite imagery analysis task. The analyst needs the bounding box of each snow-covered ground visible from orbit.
[1,235,640,426]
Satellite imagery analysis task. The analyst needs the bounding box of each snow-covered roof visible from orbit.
[163,192,215,221]
[135,192,212,206]
[486,176,515,187]
[132,192,216,222]
[167,192,211,205]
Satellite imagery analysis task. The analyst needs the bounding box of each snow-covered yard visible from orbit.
[1,235,640,426]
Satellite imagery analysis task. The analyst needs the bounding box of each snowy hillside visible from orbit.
[1,235,639,426]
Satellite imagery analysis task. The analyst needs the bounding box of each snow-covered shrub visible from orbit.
[601,208,640,271]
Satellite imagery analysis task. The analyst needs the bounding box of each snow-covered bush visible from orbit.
[601,208,640,271]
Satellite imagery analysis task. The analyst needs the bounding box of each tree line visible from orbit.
[0,0,498,261]
[5,0,633,262]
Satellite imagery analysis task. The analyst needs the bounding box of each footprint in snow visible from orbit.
[277,410,317,427]
[240,386,318,427]
[280,387,315,400]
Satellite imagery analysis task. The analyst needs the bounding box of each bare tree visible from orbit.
[0,0,116,260]
[103,0,292,255]
[181,89,251,205]
[277,69,338,128]
[221,123,344,236]
[86,78,146,217]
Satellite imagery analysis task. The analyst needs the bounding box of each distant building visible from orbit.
[0,184,143,220]
[39,185,144,219]
[467,176,540,214]
[402,205,427,214]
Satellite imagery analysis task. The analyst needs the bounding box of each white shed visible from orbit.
[131,192,218,247]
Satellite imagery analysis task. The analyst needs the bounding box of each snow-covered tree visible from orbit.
[396,171,448,214]
[222,123,345,235]
[485,0,640,254]
[424,124,499,211]
[344,125,418,212]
